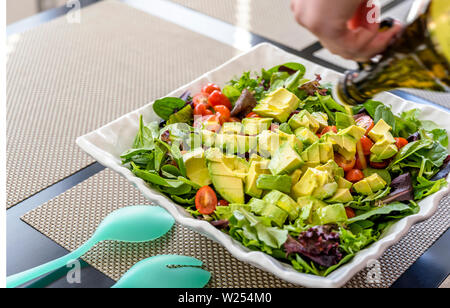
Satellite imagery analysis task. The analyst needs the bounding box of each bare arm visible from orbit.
[291,0,403,61]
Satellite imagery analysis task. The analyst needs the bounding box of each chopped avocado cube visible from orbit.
[370,140,398,161]
[311,112,329,129]
[245,160,270,198]
[288,110,320,132]
[339,125,366,141]
[206,149,248,204]
[279,131,304,153]
[316,204,347,225]
[325,133,358,160]
[268,143,303,175]
[316,160,344,179]
[257,130,280,157]
[215,134,237,154]
[327,188,353,203]
[236,135,258,154]
[278,123,294,134]
[261,202,289,227]
[302,142,321,165]
[369,119,392,142]
[363,168,391,186]
[365,173,387,192]
[242,117,273,136]
[221,122,244,135]
[253,88,300,123]
[256,174,292,194]
[248,198,268,215]
[353,179,373,195]
[290,169,303,186]
[292,167,330,199]
[319,142,334,163]
[296,196,327,224]
[295,127,319,147]
[249,153,263,165]
[312,182,338,200]
[336,176,353,189]
[183,148,211,187]
[201,130,216,147]
[263,190,300,221]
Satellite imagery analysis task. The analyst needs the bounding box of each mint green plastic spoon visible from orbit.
[7,206,175,288]
[112,255,211,288]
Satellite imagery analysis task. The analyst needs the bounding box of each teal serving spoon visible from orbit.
[112,255,211,288]
[7,206,175,288]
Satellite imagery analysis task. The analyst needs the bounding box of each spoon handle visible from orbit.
[7,238,97,288]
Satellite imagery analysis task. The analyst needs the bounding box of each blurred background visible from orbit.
[7,0,77,24]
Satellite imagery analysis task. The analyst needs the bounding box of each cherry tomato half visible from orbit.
[208,90,232,110]
[218,200,230,207]
[213,105,231,125]
[334,153,356,172]
[360,135,374,155]
[195,186,218,215]
[395,137,409,150]
[202,115,221,133]
[345,207,356,219]
[369,159,390,169]
[194,103,214,117]
[202,83,221,95]
[346,169,364,183]
[246,112,261,118]
[192,93,209,108]
[355,115,375,135]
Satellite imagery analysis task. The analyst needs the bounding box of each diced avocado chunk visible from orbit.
[319,142,334,163]
[245,159,270,198]
[221,122,244,135]
[296,196,327,224]
[201,130,216,147]
[268,143,303,175]
[292,167,330,199]
[236,135,258,154]
[301,142,321,165]
[363,168,391,186]
[368,119,392,142]
[311,112,329,129]
[353,174,387,195]
[316,160,344,179]
[312,182,338,200]
[279,130,303,153]
[215,134,237,154]
[324,133,358,160]
[206,149,249,203]
[263,190,300,221]
[253,88,300,123]
[290,169,303,187]
[183,148,211,187]
[288,110,320,133]
[295,127,319,146]
[336,176,353,189]
[315,204,347,225]
[242,117,273,136]
[257,130,280,157]
[261,202,289,227]
[256,174,292,194]
[327,188,353,203]
[339,125,366,141]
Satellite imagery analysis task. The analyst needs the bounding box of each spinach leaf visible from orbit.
[414,176,448,200]
[374,104,396,131]
[347,202,414,224]
[131,163,184,188]
[222,85,242,103]
[153,97,187,120]
[362,100,383,118]
[389,139,434,167]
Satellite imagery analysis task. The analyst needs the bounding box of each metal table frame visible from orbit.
[6,0,450,288]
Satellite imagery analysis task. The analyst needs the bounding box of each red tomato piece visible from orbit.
[345,207,356,219]
[194,103,214,117]
[192,93,209,108]
[355,115,375,135]
[201,115,221,133]
[346,169,365,183]
[195,186,218,215]
[202,83,221,95]
[334,153,356,172]
[208,90,232,110]
[369,160,390,169]
[360,135,374,155]
[217,200,230,207]
[395,137,409,150]
[355,153,369,170]
[213,105,231,125]
[246,112,261,118]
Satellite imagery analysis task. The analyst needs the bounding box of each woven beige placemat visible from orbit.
[168,0,318,50]
[22,168,450,288]
[6,0,237,208]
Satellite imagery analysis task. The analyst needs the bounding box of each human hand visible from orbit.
[291,0,403,62]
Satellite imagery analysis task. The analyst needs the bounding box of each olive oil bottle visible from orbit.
[338,0,450,105]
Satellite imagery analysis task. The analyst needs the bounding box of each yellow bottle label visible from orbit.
[430,0,450,62]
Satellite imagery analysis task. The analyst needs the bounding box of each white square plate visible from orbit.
[77,43,450,288]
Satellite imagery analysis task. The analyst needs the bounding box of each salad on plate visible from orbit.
[121,62,450,276]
